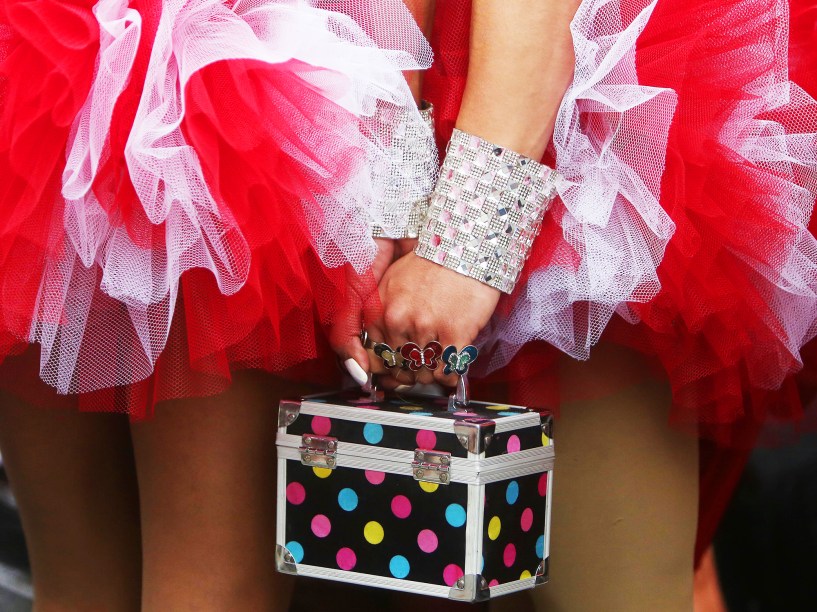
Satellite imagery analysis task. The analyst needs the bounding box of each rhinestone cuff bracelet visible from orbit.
[414,129,558,293]
[371,103,436,239]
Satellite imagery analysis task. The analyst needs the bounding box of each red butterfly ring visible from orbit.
[400,341,443,371]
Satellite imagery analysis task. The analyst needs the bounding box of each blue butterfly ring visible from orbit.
[442,345,479,376]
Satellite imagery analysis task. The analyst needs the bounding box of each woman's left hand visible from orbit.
[368,251,501,386]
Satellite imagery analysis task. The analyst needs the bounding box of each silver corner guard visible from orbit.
[275,544,298,575]
[278,399,302,428]
[453,419,496,454]
[448,574,491,602]
[539,411,554,442]
[535,558,549,585]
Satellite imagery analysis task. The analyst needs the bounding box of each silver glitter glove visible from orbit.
[414,129,558,294]
[371,102,436,239]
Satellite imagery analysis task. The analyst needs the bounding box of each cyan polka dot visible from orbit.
[506,480,520,505]
[413,412,434,416]
[389,555,410,579]
[445,503,467,527]
[286,541,304,563]
[338,488,358,511]
[498,411,520,417]
[536,535,545,558]
[363,423,384,444]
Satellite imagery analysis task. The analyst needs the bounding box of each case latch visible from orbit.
[299,435,338,469]
[412,449,451,485]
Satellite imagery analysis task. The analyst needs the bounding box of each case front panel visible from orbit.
[283,459,469,587]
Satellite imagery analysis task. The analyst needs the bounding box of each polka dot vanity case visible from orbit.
[275,372,555,602]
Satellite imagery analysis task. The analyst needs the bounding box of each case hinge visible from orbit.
[299,435,338,469]
[412,449,451,485]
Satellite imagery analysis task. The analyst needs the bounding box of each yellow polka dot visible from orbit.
[312,467,333,478]
[542,433,551,447]
[486,404,510,411]
[520,570,532,580]
[488,516,501,540]
[400,405,423,411]
[364,521,384,544]
[419,481,439,493]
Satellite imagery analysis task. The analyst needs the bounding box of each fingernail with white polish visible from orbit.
[344,358,369,386]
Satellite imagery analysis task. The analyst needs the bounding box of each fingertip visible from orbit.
[347,341,370,373]
[344,357,369,387]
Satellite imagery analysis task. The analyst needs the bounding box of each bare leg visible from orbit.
[0,393,141,612]
[493,345,699,612]
[130,371,306,612]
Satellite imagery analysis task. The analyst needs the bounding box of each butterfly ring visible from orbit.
[372,342,407,370]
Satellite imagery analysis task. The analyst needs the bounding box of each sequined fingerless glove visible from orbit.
[414,129,558,293]
[371,103,436,239]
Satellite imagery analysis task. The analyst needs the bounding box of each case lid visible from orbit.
[276,390,553,486]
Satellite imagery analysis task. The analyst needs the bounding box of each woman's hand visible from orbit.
[368,252,501,386]
[330,238,395,386]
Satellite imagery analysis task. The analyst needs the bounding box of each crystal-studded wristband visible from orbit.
[371,102,436,239]
[414,129,558,293]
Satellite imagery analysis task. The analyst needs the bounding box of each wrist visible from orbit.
[414,128,558,294]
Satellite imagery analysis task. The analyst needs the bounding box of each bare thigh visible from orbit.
[0,392,141,612]
[130,370,307,612]
[492,345,699,612]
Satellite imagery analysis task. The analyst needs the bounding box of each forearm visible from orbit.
[457,0,580,158]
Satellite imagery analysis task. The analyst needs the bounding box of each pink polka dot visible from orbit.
[507,434,521,453]
[391,495,412,519]
[538,472,549,497]
[489,579,500,588]
[285,482,306,505]
[336,547,357,570]
[416,429,437,449]
[452,411,473,417]
[520,507,534,532]
[311,514,331,538]
[355,405,380,410]
[311,416,331,436]
[503,543,516,567]
[417,529,438,553]
[365,470,385,485]
[443,564,464,587]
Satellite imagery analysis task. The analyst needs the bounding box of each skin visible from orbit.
[333,0,580,386]
[336,3,698,611]
[0,3,696,611]
[0,364,305,612]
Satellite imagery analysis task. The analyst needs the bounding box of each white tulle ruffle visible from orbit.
[479,0,817,376]
[33,0,433,393]
[479,0,678,370]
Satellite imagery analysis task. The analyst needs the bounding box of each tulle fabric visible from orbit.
[426,0,817,447]
[0,0,433,406]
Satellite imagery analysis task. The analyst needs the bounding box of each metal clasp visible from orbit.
[299,435,338,469]
[412,449,451,485]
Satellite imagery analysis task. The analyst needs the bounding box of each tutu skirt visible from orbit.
[2,0,817,444]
